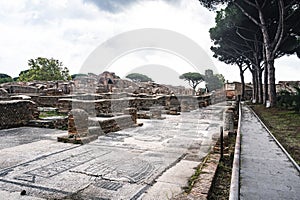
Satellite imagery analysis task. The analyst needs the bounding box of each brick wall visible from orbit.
[0,100,39,129]
[7,85,39,93]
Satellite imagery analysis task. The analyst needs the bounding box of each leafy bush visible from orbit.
[277,86,300,113]
[294,87,300,113]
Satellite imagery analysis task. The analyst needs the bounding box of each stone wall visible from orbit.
[58,97,161,115]
[210,89,226,104]
[34,96,72,107]
[30,94,105,108]
[0,100,39,129]
[58,95,214,115]
[7,85,39,94]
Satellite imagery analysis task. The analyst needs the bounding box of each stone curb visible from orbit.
[229,101,242,200]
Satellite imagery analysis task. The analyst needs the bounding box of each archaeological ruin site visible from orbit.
[0,72,229,199]
[1,72,299,200]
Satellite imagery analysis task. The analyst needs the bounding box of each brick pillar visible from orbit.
[123,108,137,124]
[68,109,89,137]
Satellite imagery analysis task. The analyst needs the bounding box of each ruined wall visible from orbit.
[58,95,213,115]
[0,100,39,129]
[37,96,71,107]
[58,97,166,115]
[210,89,226,104]
[7,85,39,94]
[31,94,105,108]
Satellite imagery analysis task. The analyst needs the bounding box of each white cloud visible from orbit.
[0,0,298,84]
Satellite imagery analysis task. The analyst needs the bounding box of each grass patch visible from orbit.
[39,110,67,119]
[251,105,300,165]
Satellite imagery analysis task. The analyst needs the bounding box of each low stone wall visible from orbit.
[0,100,39,129]
[38,96,72,107]
[58,95,213,115]
[7,85,39,94]
[58,97,163,115]
[29,94,103,108]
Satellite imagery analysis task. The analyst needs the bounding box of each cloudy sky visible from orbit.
[0,0,299,85]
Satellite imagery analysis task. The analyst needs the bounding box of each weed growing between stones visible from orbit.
[183,154,211,193]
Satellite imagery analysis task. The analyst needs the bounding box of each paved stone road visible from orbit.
[0,103,225,200]
[240,105,300,200]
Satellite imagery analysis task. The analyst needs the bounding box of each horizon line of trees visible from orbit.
[1,64,225,92]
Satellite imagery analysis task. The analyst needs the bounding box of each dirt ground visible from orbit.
[207,135,235,200]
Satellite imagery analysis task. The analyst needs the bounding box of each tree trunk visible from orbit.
[268,60,276,107]
[255,72,259,103]
[238,64,245,100]
[264,65,268,105]
[257,68,263,104]
[257,0,283,107]
[251,69,257,103]
[263,47,269,105]
[261,32,277,106]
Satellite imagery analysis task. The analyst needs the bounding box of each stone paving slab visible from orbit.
[0,191,44,200]
[0,140,78,171]
[0,127,67,150]
[140,182,182,200]
[0,103,225,199]
[240,105,300,200]
[140,160,200,200]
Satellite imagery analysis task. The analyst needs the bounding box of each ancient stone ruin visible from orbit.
[0,72,221,144]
